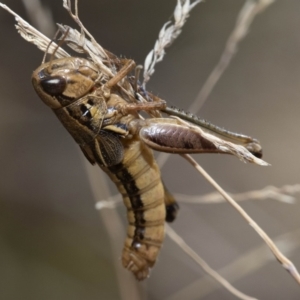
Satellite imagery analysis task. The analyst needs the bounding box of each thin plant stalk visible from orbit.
[166,224,258,300]
[189,0,275,114]
[166,228,300,300]
[181,153,300,284]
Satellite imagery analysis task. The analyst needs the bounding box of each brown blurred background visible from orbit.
[0,0,300,299]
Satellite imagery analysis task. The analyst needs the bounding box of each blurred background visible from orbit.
[0,0,300,299]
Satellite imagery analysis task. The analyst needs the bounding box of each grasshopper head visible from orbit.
[32,57,99,109]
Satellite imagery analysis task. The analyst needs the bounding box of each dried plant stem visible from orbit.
[0,3,69,58]
[63,0,110,62]
[181,153,300,284]
[166,224,258,300]
[167,228,300,300]
[189,0,275,113]
[175,184,300,204]
[143,0,202,87]
[95,183,300,211]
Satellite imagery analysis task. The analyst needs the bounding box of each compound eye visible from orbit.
[40,76,67,96]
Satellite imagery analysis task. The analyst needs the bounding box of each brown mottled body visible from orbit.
[101,94,168,280]
[32,52,262,280]
[32,58,172,280]
[90,93,168,280]
[102,138,165,280]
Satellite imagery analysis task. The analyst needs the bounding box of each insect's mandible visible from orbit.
[31,35,263,280]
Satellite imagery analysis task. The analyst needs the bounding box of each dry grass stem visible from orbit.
[1,2,114,77]
[62,0,110,63]
[166,224,258,300]
[94,183,299,211]
[61,0,116,77]
[166,228,300,300]
[181,154,300,284]
[143,0,203,87]
[0,3,70,58]
[176,184,300,204]
[188,0,275,113]
[57,24,114,77]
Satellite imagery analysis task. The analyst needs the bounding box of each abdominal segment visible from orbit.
[103,138,165,280]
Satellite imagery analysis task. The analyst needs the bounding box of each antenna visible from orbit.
[43,28,70,73]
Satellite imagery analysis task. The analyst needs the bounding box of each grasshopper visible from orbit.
[32,38,262,280]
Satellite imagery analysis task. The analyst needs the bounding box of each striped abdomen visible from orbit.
[102,137,165,280]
